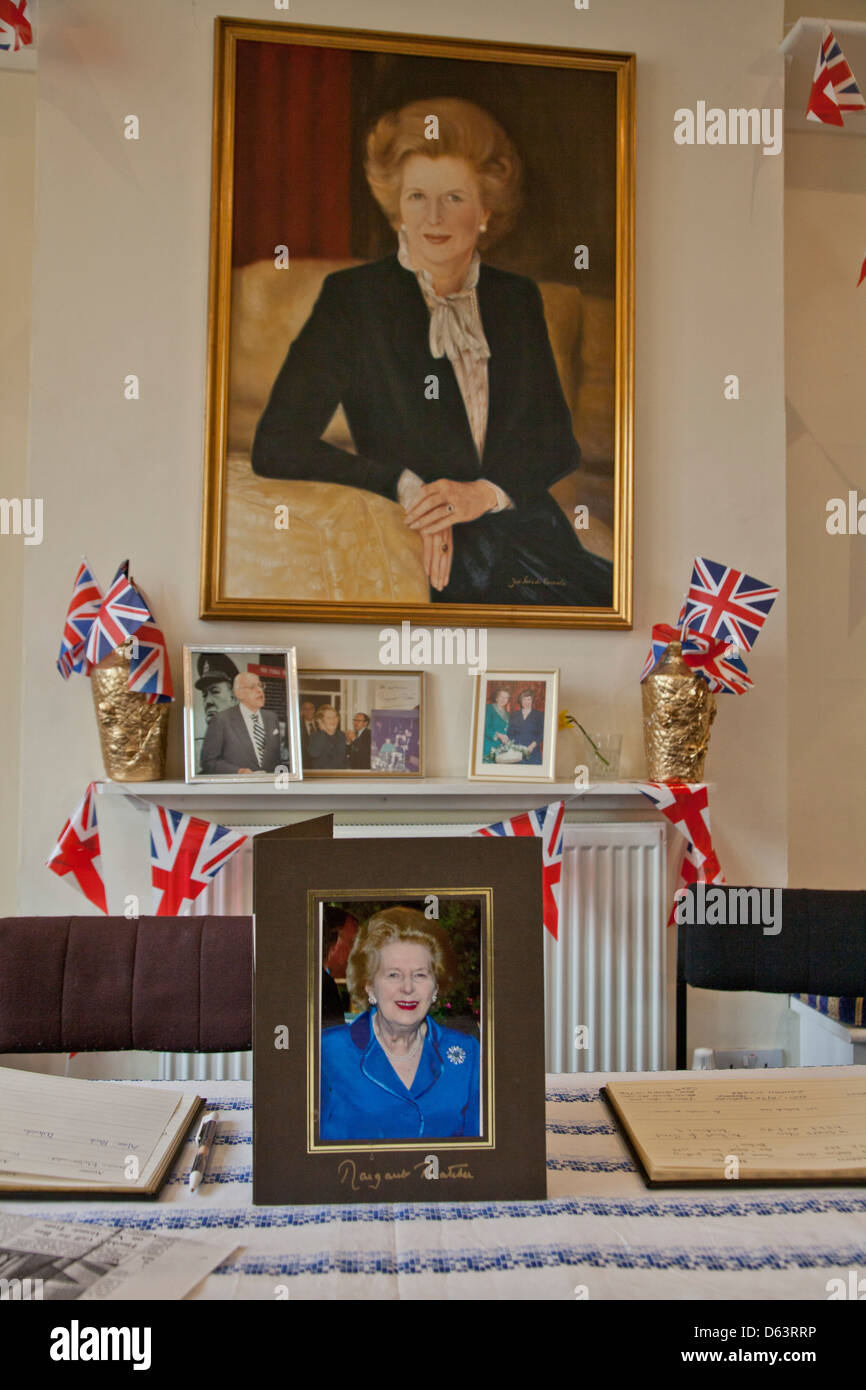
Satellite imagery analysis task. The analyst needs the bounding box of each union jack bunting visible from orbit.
[636,782,725,925]
[806,25,866,128]
[128,621,174,704]
[677,556,779,655]
[84,560,152,666]
[45,782,107,914]
[476,800,564,939]
[150,806,248,916]
[57,559,103,679]
[0,0,33,51]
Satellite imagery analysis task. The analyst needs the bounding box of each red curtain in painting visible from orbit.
[232,41,352,266]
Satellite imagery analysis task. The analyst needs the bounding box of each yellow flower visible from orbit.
[558,710,577,731]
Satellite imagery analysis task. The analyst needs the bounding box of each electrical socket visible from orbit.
[712,1049,785,1069]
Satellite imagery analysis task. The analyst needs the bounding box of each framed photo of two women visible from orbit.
[200,19,634,630]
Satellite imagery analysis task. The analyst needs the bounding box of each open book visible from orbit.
[0,1067,204,1195]
[602,1073,866,1185]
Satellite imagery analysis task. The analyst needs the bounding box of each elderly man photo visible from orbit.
[200,671,283,774]
[345,712,372,770]
[195,653,239,723]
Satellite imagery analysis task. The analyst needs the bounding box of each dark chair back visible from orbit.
[676,887,866,1067]
[0,916,252,1053]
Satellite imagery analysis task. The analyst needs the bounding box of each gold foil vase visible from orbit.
[642,641,716,781]
[90,642,168,781]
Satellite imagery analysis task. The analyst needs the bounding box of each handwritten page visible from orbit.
[604,1073,866,1183]
[0,1067,190,1189]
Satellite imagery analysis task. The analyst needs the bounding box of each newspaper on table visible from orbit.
[0,1213,237,1301]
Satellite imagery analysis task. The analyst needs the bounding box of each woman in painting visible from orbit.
[319,907,480,1142]
[252,97,613,608]
[483,685,512,761]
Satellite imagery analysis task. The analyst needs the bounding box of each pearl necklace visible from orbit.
[373,1011,425,1062]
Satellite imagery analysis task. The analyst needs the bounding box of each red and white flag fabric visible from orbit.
[46,782,108,914]
[476,800,564,939]
[640,622,753,695]
[858,251,866,288]
[0,0,33,51]
[128,621,174,704]
[57,559,103,679]
[636,781,724,925]
[85,561,152,667]
[150,806,248,916]
[806,25,866,128]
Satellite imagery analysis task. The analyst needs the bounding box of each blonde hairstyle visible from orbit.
[364,97,522,249]
[346,906,457,1015]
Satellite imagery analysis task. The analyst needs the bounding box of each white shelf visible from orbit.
[93,777,663,814]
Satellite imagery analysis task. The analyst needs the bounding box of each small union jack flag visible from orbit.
[57,559,103,679]
[476,800,564,939]
[150,806,248,916]
[677,556,779,655]
[46,782,108,914]
[0,0,33,51]
[640,623,753,695]
[806,25,866,127]
[85,560,152,666]
[636,782,725,925]
[128,621,174,704]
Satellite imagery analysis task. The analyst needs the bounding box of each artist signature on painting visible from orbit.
[508,575,567,588]
[337,1158,474,1191]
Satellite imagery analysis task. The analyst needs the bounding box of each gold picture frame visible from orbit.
[201,18,634,629]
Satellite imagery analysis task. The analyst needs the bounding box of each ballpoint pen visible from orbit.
[188,1112,219,1193]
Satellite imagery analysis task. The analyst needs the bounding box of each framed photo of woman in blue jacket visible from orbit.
[201,21,634,629]
[252,835,548,1205]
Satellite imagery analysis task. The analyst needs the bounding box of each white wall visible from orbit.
[15,0,790,1057]
[0,69,34,917]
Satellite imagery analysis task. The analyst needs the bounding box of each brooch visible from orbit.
[446,1045,466,1065]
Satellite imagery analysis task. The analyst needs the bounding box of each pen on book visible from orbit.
[188,1112,219,1193]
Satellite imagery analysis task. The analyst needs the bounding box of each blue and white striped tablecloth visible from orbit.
[4,1068,865,1301]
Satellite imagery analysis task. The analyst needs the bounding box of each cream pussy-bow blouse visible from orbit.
[396,227,510,513]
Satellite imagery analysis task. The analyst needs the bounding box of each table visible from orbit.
[4,1068,866,1301]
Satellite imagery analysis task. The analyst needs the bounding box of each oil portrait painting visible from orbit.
[201,20,634,628]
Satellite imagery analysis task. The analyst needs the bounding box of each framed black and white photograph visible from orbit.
[183,644,302,782]
[253,835,547,1204]
[298,670,423,777]
[468,669,559,781]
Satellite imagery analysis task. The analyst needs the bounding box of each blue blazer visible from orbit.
[320,1010,481,1142]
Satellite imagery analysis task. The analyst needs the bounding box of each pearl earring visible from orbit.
[479,223,487,232]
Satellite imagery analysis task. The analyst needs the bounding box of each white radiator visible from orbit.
[545,823,668,1073]
[164,818,669,1080]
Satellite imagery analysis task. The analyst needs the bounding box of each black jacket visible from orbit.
[252,253,579,508]
[252,253,612,608]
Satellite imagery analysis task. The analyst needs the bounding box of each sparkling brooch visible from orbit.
[446,1045,466,1065]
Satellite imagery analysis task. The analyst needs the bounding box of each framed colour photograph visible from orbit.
[253,835,547,1204]
[298,669,423,776]
[468,669,559,781]
[182,644,302,783]
[200,18,634,629]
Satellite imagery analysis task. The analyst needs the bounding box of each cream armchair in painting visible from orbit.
[223,258,614,604]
